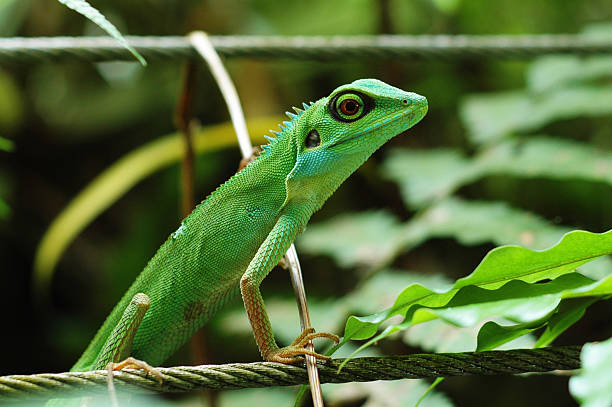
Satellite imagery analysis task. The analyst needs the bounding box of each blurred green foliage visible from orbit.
[3,1,612,406]
[570,336,612,407]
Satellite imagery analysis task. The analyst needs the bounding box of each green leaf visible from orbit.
[476,320,541,352]
[337,229,612,362]
[383,137,612,209]
[300,196,612,279]
[405,318,535,353]
[414,198,571,251]
[460,86,612,144]
[323,379,454,407]
[527,26,612,93]
[0,0,29,36]
[453,230,612,288]
[527,56,612,93]
[459,90,528,145]
[0,198,9,219]
[535,298,597,348]
[0,70,24,136]
[382,148,475,208]
[220,388,296,407]
[0,136,13,152]
[56,0,146,65]
[298,210,405,268]
[570,336,612,407]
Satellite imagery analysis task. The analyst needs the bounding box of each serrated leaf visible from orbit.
[453,230,612,289]
[57,0,146,65]
[355,275,537,353]
[476,320,541,352]
[535,298,597,348]
[570,336,612,407]
[460,86,612,144]
[405,318,536,353]
[338,229,612,363]
[383,137,612,209]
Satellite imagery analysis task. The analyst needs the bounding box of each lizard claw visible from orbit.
[106,357,163,384]
[105,357,162,407]
[264,328,340,364]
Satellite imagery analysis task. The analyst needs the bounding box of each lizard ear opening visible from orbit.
[304,129,321,148]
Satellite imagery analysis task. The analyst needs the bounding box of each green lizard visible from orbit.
[67,78,427,376]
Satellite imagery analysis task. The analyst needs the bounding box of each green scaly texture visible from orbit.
[70,79,428,372]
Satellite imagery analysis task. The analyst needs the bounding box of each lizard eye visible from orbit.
[305,129,321,148]
[335,93,364,120]
[340,98,360,115]
[328,91,371,123]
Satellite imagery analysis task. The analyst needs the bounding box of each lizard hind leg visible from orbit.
[93,293,152,370]
[94,293,162,406]
[92,293,163,403]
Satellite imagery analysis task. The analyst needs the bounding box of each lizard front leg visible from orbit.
[240,214,338,364]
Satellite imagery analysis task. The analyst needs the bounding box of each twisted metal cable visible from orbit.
[1,35,612,64]
[0,346,581,402]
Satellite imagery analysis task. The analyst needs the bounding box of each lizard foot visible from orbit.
[106,357,163,384]
[105,357,162,407]
[264,328,340,364]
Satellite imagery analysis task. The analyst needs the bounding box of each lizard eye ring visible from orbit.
[328,91,372,122]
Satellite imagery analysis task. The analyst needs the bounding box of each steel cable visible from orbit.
[0,346,581,402]
[1,35,612,64]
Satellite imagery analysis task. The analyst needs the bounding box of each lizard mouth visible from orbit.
[329,104,426,149]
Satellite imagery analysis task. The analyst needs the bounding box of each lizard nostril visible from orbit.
[402,99,408,105]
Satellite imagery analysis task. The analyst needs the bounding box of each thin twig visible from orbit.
[188,32,253,158]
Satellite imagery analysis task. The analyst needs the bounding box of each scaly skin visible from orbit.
[70,79,427,372]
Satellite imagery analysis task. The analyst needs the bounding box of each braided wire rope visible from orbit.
[0,346,581,402]
[1,35,612,64]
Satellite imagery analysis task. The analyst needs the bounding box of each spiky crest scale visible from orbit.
[259,99,313,155]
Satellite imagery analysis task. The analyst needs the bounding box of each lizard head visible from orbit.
[282,78,427,211]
